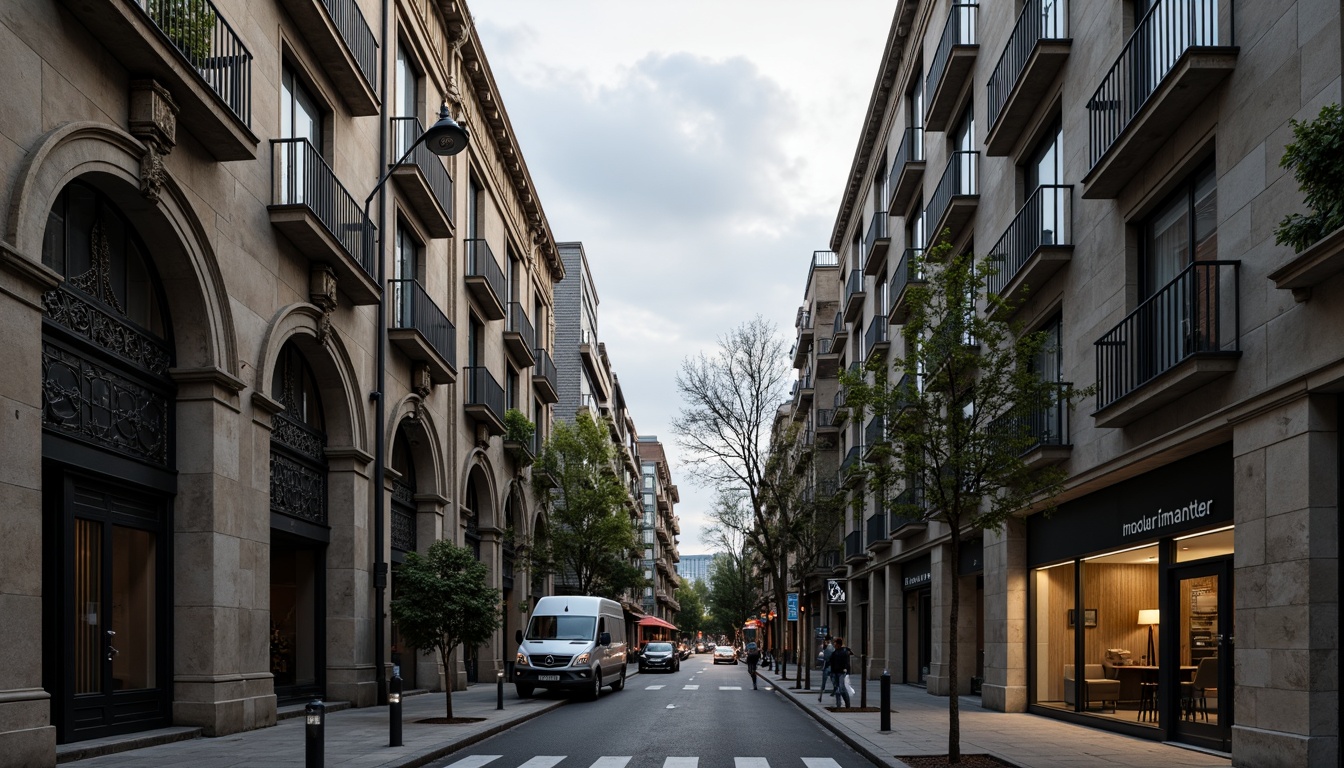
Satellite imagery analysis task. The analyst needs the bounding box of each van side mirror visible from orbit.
[599,632,612,647]
[515,629,523,645]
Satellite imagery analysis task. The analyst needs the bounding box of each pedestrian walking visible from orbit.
[829,637,852,709]
[745,642,761,689]
[817,635,834,700]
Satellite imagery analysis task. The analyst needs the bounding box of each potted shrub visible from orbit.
[503,409,536,466]
[1276,103,1344,253]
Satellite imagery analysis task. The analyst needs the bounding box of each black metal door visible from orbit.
[1168,558,1233,751]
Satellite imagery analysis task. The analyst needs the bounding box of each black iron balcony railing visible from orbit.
[889,127,924,199]
[465,238,506,303]
[797,308,813,330]
[816,408,835,428]
[894,484,927,514]
[845,529,864,560]
[864,415,886,448]
[535,346,558,387]
[991,381,1071,454]
[393,116,454,222]
[1088,0,1229,169]
[864,212,889,263]
[1094,260,1239,411]
[391,505,416,553]
[845,270,866,307]
[840,444,863,476]
[507,301,535,351]
[988,0,1069,127]
[866,511,887,545]
[388,278,455,367]
[928,3,979,106]
[464,365,505,421]
[833,312,849,341]
[926,150,979,247]
[986,185,1073,297]
[320,0,378,88]
[818,337,834,355]
[834,388,847,413]
[817,549,842,570]
[271,138,373,277]
[140,0,252,122]
[894,373,918,411]
[864,318,889,360]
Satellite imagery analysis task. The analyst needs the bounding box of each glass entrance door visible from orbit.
[1169,559,1233,751]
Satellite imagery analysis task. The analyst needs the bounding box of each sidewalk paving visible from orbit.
[60,667,1234,768]
[761,667,1232,768]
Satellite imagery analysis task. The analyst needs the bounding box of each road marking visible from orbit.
[645,685,665,690]
[682,684,699,690]
[517,758,565,768]
[443,757,502,768]
[802,759,844,768]
[664,758,698,768]
[719,686,742,690]
[591,758,632,768]
[735,758,770,768]
[666,704,676,709]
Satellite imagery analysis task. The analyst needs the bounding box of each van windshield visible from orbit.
[524,615,596,641]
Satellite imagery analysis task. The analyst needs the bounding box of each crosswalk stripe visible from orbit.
[735,758,769,768]
[802,759,843,768]
[443,756,503,768]
[664,758,698,768]
[517,758,564,768]
[591,758,632,768]
[683,684,699,690]
[645,685,665,690]
[719,686,742,690]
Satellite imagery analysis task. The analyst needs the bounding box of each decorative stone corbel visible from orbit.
[475,423,491,449]
[411,362,433,398]
[128,80,178,203]
[309,265,338,347]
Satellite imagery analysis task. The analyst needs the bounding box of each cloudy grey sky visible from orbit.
[473,1,894,555]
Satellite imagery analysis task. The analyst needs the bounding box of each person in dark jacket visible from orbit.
[817,636,835,700]
[745,642,761,689]
[829,637,852,708]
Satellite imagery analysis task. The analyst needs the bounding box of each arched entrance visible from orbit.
[268,341,328,703]
[389,427,417,689]
[461,463,493,684]
[39,180,176,742]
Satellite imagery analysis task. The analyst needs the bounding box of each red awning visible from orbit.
[638,616,678,631]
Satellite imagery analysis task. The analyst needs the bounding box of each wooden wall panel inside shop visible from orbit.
[1082,563,1159,666]
[1034,565,1074,702]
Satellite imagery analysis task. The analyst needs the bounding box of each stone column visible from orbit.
[172,370,273,736]
[869,568,889,678]
[1231,394,1339,768]
[325,446,376,707]
[0,243,59,766]
[926,543,955,696]
[982,518,1028,712]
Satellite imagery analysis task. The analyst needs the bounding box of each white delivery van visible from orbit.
[512,595,627,699]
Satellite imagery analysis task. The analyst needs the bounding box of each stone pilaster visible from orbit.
[324,446,376,707]
[982,518,1028,712]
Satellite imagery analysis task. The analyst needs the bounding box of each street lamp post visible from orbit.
[366,103,468,706]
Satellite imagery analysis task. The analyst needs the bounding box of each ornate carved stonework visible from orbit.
[412,362,433,398]
[309,266,338,347]
[128,80,178,203]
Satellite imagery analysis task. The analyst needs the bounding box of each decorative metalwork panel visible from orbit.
[391,507,416,552]
[393,476,415,506]
[268,450,326,525]
[272,411,325,462]
[44,287,172,375]
[42,342,169,466]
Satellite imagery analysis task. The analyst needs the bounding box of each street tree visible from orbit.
[703,491,767,638]
[674,317,796,656]
[705,545,762,640]
[530,411,644,599]
[840,236,1090,762]
[389,539,500,721]
[674,575,708,639]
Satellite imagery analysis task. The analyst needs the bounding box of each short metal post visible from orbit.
[305,699,325,768]
[880,670,891,732]
[389,672,403,747]
[497,671,504,710]
[781,652,788,680]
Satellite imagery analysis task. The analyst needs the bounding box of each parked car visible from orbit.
[640,642,680,673]
[712,645,738,665]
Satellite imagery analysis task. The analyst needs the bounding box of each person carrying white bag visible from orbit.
[829,636,853,708]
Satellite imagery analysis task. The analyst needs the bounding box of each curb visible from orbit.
[769,682,905,768]
[394,697,570,768]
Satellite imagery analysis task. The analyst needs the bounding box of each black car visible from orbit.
[639,641,680,673]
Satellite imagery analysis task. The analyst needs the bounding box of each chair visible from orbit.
[1182,657,1218,721]
[1063,664,1120,713]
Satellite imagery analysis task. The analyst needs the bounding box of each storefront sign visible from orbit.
[1028,443,1233,567]
[826,579,847,604]
[902,554,932,591]
[787,592,798,621]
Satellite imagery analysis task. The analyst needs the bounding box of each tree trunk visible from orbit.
[948,527,961,763]
[443,647,455,720]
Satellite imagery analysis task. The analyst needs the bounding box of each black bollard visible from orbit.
[305,699,325,768]
[496,671,504,710]
[780,653,788,680]
[389,672,403,747]
[880,670,891,732]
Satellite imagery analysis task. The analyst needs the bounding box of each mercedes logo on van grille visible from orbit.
[545,655,555,667]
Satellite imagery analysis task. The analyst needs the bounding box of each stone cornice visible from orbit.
[438,1,565,284]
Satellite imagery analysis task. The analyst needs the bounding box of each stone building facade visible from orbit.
[786,1,1342,765]
[0,0,566,764]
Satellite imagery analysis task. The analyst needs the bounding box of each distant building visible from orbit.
[676,554,716,585]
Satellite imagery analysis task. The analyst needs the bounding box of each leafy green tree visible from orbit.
[390,540,500,720]
[674,574,708,638]
[704,497,765,640]
[530,411,644,599]
[840,236,1090,762]
[1276,103,1344,252]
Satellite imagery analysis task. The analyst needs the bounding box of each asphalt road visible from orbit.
[427,654,873,768]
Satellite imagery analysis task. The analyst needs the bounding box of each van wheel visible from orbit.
[516,684,534,698]
[589,669,602,700]
[611,667,626,691]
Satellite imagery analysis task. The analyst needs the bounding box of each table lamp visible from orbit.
[1137,609,1159,664]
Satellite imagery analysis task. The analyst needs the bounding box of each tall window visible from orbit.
[907,199,925,252]
[907,69,924,129]
[281,66,322,149]
[1025,121,1063,192]
[393,224,420,325]
[1143,165,1216,297]
[394,44,421,156]
[467,178,482,240]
